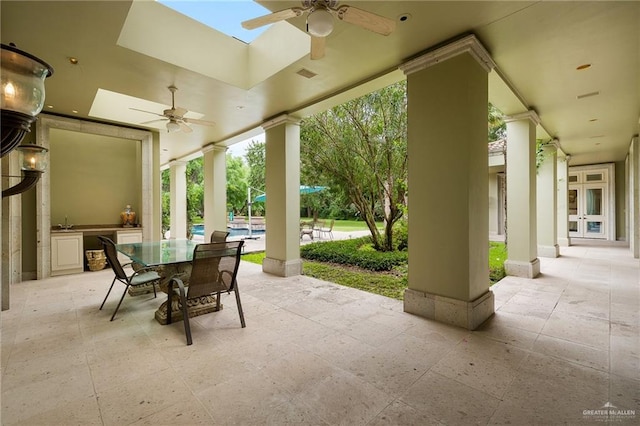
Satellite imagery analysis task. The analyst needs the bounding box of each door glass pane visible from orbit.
[568,189,578,215]
[586,221,602,234]
[569,221,578,232]
[569,175,579,183]
[586,173,603,182]
[586,188,602,215]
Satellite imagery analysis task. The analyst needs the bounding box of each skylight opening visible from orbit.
[158,0,271,43]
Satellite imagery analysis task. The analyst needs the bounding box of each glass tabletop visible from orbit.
[116,239,199,267]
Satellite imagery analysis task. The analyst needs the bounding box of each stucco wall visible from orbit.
[49,129,141,226]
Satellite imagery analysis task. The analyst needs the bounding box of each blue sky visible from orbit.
[159,0,272,43]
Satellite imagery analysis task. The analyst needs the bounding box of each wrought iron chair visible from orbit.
[98,236,160,321]
[210,230,230,242]
[318,219,335,240]
[167,241,245,345]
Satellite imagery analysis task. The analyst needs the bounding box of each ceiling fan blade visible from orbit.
[241,7,305,30]
[141,118,167,125]
[130,107,164,117]
[310,36,325,60]
[169,106,188,118]
[337,5,396,36]
[183,117,216,127]
[178,121,193,133]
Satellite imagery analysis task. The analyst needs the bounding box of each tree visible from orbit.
[245,139,265,192]
[301,81,408,251]
[226,154,248,214]
[488,103,506,142]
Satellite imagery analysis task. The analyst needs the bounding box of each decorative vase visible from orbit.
[120,204,136,227]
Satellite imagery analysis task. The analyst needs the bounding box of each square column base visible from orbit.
[262,257,302,277]
[403,289,494,330]
[558,237,571,247]
[538,244,559,258]
[505,258,540,278]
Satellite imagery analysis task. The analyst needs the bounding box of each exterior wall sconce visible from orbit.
[1,42,53,198]
[2,144,49,197]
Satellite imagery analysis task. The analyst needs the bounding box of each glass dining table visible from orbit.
[116,239,219,325]
[116,239,199,267]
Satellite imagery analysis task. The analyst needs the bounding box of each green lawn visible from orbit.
[300,218,383,232]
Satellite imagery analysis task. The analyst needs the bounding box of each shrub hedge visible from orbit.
[301,237,408,271]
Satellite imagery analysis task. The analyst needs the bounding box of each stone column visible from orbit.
[630,136,639,258]
[262,115,302,277]
[1,151,22,310]
[504,111,540,278]
[203,145,227,240]
[399,35,495,330]
[536,143,559,257]
[169,160,188,239]
[557,152,571,247]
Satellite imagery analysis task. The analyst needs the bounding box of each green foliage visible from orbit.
[226,154,248,214]
[301,81,408,251]
[489,242,507,284]
[303,261,406,300]
[488,103,506,142]
[301,237,408,271]
[392,218,408,251]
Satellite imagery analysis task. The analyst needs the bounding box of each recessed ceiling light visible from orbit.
[589,135,604,139]
[72,110,78,114]
[236,106,244,110]
[398,13,411,22]
[576,63,591,70]
[68,57,79,65]
[595,142,601,145]
[47,105,53,109]
[162,148,168,152]
[589,118,598,122]
[577,91,600,99]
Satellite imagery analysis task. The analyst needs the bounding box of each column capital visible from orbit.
[262,114,300,130]
[168,159,188,168]
[504,110,540,126]
[399,34,496,76]
[201,143,227,154]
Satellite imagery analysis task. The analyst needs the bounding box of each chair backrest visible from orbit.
[210,230,230,243]
[98,236,128,280]
[187,241,244,299]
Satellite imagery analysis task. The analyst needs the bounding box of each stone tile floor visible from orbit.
[1,240,638,425]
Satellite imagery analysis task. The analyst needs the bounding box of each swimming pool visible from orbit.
[191,224,265,238]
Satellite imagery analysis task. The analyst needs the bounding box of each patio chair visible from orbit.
[98,236,160,321]
[167,241,245,345]
[210,230,230,242]
[318,219,335,240]
[300,221,314,240]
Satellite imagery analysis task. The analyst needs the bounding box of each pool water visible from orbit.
[191,224,264,238]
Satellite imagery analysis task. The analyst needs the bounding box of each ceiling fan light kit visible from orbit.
[241,0,395,60]
[307,8,334,37]
[166,120,180,133]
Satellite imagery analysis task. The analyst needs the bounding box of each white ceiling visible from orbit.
[2,1,638,167]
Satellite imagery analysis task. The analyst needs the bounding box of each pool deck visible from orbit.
[191,229,371,253]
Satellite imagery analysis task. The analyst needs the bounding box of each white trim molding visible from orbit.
[504,110,541,126]
[262,114,300,130]
[399,34,497,76]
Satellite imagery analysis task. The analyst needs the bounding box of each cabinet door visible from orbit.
[51,233,84,276]
[116,231,143,264]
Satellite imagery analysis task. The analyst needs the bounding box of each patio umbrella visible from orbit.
[253,185,327,202]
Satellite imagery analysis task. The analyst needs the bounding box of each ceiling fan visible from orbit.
[130,86,215,134]
[241,0,395,60]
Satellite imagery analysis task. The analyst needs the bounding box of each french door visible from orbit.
[569,183,607,239]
